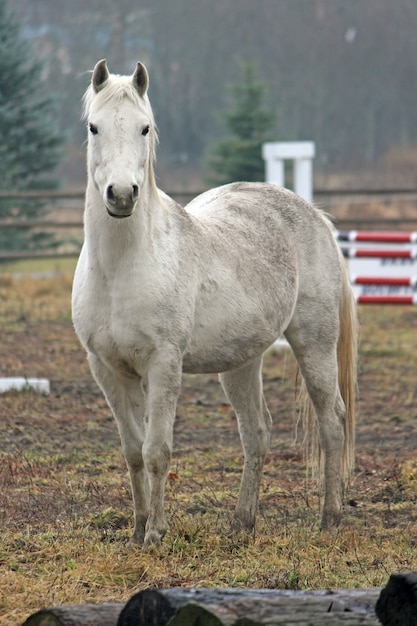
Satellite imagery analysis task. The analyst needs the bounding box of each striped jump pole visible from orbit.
[342,248,417,260]
[336,231,417,244]
[335,230,417,304]
[350,276,417,287]
[355,294,417,305]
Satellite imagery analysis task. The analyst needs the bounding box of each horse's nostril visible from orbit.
[106,185,116,204]
[132,185,139,200]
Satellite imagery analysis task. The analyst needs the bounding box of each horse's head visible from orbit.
[83,60,157,219]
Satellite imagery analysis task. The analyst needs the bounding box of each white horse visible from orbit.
[72,60,358,547]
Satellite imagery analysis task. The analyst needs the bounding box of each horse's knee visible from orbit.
[142,440,171,477]
[252,425,270,458]
[122,438,145,470]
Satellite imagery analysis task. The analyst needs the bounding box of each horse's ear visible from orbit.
[92,59,109,93]
[132,62,149,97]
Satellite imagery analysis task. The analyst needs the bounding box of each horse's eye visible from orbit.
[141,125,150,137]
[89,123,98,135]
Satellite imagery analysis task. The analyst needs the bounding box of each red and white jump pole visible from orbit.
[336,230,417,305]
[355,294,417,305]
[336,231,417,244]
[342,248,417,260]
[351,276,417,288]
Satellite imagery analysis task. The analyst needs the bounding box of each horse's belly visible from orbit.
[182,317,281,374]
[182,341,273,374]
[181,281,297,373]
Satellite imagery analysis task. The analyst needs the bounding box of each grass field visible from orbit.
[0,273,417,625]
[0,258,78,276]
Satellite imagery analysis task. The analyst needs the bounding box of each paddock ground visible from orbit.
[0,274,416,625]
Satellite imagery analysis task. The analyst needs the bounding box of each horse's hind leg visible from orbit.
[285,312,345,529]
[219,356,272,531]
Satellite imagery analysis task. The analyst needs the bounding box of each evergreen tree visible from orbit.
[0,0,63,254]
[206,63,276,184]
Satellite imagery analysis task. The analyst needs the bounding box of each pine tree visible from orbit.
[206,63,276,185]
[0,0,63,254]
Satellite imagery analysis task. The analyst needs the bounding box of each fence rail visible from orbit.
[0,220,82,229]
[1,187,416,199]
[1,188,417,262]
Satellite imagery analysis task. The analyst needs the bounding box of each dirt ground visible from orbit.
[1,281,417,624]
[1,305,416,497]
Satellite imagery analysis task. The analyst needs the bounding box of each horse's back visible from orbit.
[186,182,332,238]
[186,182,297,220]
[185,182,340,287]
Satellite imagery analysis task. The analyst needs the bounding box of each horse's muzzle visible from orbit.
[105,183,139,218]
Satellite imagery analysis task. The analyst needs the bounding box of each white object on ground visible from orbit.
[0,377,50,394]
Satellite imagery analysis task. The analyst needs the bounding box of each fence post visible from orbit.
[262,141,315,203]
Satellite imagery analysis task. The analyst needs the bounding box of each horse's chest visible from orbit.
[75,289,155,375]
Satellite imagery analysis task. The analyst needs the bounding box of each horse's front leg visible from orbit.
[87,354,149,545]
[142,352,182,546]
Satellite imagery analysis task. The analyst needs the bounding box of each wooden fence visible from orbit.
[1,188,417,262]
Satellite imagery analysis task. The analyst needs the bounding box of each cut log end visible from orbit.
[376,572,417,626]
[117,589,176,626]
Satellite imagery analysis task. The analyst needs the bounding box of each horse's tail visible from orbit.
[336,250,358,483]
[299,249,358,488]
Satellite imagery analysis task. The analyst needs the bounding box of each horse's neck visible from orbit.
[83,181,183,275]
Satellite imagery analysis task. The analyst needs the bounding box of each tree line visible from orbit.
[8,0,417,182]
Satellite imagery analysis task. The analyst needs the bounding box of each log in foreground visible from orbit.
[22,602,124,626]
[118,587,382,625]
[23,572,417,626]
[22,588,382,626]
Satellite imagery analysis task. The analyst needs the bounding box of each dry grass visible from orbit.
[0,274,417,624]
[0,272,73,323]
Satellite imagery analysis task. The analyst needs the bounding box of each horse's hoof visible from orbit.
[320,510,342,530]
[128,533,145,548]
[143,527,166,548]
[231,512,255,533]
[142,515,167,548]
